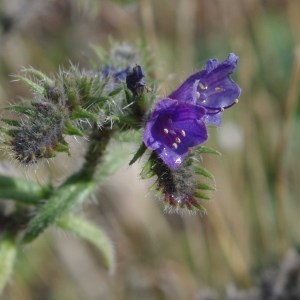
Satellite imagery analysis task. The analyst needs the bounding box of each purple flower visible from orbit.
[169,53,241,126]
[143,98,208,169]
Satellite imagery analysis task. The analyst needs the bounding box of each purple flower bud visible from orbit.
[102,65,130,82]
[169,53,241,126]
[143,98,208,169]
[126,65,146,96]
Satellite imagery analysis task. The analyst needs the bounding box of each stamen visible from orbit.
[220,107,225,112]
[214,87,223,92]
[172,143,178,149]
[199,82,207,90]
[163,128,169,134]
[196,91,200,99]
[175,137,181,144]
[235,99,239,104]
[180,130,186,137]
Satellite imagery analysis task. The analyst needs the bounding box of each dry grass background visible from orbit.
[1,0,300,299]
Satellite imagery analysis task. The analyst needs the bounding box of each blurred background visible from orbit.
[1,0,300,299]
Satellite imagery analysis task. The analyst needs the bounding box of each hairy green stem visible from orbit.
[23,124,112,243]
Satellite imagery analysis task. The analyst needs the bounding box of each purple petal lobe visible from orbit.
[168,53,241,125]
[143,98,208,169]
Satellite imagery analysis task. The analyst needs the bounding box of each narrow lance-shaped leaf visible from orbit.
[0,175,52,205]
[21,67,54,86]
[129,142,147,165]
[0,237,18,294]
[195,146,222,156]
[14,75,44,95]
[57,215,115,272]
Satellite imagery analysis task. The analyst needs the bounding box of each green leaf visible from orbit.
[1,119,20,127]
[129,143,147,165]
[0,175,52,205]
[196,183,216,191]
[57,215,115,271]
[71,106,97,121]
[195,146,222,156]
[14,75,44,95]
[6,104,32,116]
[0,237,18,294]
[64,121,84,136]
[22,67,54,86]
[194,192,210,201]
[108,87,122,97]
[141,158,154,179]
[195,166,215,180]
[55,142,70,154]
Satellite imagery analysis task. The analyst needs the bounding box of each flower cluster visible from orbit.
[143,53,241,169]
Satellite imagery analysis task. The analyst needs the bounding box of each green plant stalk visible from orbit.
[0,175,52,205]
[0,236,18,294]
[23,124,112,243]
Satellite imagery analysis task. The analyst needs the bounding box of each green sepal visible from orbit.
[71,106,98,121]
[195,146,222,156]
[1,119,21,127]
[55,142,70,154]
[194,192,210,201]
[14,75,44,95]
[108,87,122,97]
[64,121,83,136]
[192,203,207,213]
[57,215,115,272]
[77,76,93,102]
[137,92,147,114]
[6,104,32,116]
[195,166,215,180]
[141,157,154,179]
[2,128,18,137]
[129,142,147,165]
[196,183,216,191]
[23,67,54,87]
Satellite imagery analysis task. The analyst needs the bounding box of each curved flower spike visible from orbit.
[169,53,241,126]
[143,98,208,169]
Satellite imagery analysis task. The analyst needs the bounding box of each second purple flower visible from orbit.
[143,53,241,169]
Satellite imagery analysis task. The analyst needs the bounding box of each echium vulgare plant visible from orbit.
[0,43,241,293]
